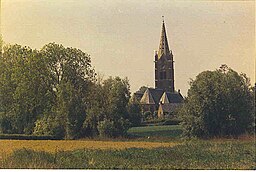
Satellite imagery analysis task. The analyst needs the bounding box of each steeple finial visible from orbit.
[162,16,164,23]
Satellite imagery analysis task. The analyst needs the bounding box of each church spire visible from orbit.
[158,16,170,58]
[155,17,175,92]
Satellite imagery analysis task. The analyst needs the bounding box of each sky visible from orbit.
[1,0,255,95]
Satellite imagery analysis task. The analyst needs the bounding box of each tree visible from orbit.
[0,44,54,134]
[82,76,131,138]
[180,65,254,138]
[34,43,95,139]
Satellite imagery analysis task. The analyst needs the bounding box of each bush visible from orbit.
[180,65,254,138]
[97,118,130,138]
[143,111,152,120]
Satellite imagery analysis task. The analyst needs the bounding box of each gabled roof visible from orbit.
[140,87,184,105]
[159,92,169,104]
[163,92,184,103]
[140,88,155,104]
[140,88,164,105]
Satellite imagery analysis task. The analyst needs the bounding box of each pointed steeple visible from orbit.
[158,17,170,58]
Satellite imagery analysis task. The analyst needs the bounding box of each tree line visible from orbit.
[0,40,141,139]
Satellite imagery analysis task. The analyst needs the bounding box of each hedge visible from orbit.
[0,134,59,140]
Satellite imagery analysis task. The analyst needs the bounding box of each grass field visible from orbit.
[1,140,255,169]
[1,125,255,169]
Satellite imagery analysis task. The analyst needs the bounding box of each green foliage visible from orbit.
[0,44,54,134]
[39,43,95,139]
[180,65,254,138]
[0,112,12,133]
[97,119,116,138]
[127,95,142,127]
[0,43,95,139]
[33,114,65,139]
[82,76,131,138]
[2,140,255,169]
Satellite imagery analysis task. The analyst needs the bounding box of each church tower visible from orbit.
[154,18,175,92]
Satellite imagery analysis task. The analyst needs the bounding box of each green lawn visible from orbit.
[128,125,182,138]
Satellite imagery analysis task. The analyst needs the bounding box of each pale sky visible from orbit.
[1,0,255,95]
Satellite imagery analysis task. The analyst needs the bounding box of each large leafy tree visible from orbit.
[35,43,95,139]
[180,65,254,138]
[0,42,95,137]
[0,45,53,134]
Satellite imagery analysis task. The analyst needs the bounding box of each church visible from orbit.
[135,18,184,118]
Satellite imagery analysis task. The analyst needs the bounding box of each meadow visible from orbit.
[0,125,255,169]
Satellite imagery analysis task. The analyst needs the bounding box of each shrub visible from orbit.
[97,118,130,138]
[33,115,65,139]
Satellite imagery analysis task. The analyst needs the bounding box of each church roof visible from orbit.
[159,92,169,104]
[140,88,164,105]
[160,91,184,104]
[158,20,171,59]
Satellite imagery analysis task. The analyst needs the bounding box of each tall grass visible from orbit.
[1,140,255,169]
